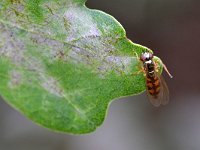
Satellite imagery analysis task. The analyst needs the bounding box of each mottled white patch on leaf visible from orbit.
[24,56,64,97]
[0,24,25,65]
[8,70,22,88]
[64,7,101,42]
[42,77,64,97]
[99,56,137,74]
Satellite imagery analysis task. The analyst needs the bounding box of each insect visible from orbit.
[139,52,173,107]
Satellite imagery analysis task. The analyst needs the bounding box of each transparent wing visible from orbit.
[159,75,170,105]
[146,74,169,107]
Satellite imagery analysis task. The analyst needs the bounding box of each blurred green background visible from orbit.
[0,0,200,150]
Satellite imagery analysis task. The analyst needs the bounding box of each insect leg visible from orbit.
[154,59,173,78]
[162,63,173,78]
[131,68,146,76]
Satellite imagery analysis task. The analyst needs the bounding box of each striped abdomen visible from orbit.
[146,75,161,98]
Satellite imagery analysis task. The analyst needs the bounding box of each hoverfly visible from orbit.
[139,52,173,107]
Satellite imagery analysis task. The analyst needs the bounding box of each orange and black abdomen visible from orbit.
[146,75,161,98]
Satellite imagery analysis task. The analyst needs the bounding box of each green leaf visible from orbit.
[0,0,162,134]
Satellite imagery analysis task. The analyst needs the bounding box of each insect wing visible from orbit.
[159,75,169,105]
[146,74,169,107]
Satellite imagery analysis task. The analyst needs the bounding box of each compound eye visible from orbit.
[140,52,153,61]
[149,53,153,59]
[140,54,146,61]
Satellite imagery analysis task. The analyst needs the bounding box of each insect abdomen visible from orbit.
[146,76,161,98]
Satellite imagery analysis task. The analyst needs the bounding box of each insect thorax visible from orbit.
[144,60,155,77]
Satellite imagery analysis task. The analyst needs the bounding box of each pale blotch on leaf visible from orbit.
[8,70,22,88]
[64,7,101,42]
